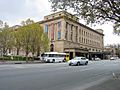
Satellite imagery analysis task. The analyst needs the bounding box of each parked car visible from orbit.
[68,57,89,66]
[110,57,115,60]
[110,57,119,60]
[95,57,101,61]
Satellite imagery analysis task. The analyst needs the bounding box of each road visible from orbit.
[0,60,120,90]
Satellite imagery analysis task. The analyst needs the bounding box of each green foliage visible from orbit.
[15,21,49,57]
[11,56,32,61]
[0,56,32,61]
[21,18,34,26]
[41,33,49,52]
[13,28,23,55]
[19,25,32,56]
[18,23,47,56]
[0,20,3,28]
[49,0,120,34]
[0,56,11,60]
[114,24,120,35]
[0,26,14,55]
[0,19,49,60]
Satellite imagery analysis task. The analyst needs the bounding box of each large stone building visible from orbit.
[39,11,104,59]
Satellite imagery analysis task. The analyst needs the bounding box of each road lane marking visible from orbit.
[80,67,94,72]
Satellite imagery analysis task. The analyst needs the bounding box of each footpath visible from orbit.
[0,60,42,64]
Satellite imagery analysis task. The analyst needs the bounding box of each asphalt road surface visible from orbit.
[0,60,120,90]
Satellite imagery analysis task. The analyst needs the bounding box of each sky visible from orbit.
[0,0,120,46]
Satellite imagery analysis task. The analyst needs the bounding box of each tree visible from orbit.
[49,0,120,34]
[0,20,3,28]
[28,23,49,57]
[29,23,44,57]
[13,29,23,55]
[20,26,31,57]
[0,27,13,55]
[41,33,49,52]
[0,19,49,61]
[20,19,35,58]
[0,20,8,30]
[20,19,49,61]
[0,21,13,57]
[21,18,34,26]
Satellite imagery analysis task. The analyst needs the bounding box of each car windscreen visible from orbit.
[81,58,86,60]
[73,57,81,60]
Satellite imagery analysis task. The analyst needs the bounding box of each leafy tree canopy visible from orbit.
[21,18,34,26]
[0,20,9,30]
[49,0,120,34]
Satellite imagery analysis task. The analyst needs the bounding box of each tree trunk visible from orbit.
[17,48,20,55]
[37,46,40,57]
[32,52,34,61]
[25,50,29,63]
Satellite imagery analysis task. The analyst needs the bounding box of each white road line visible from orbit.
[80,67,94,72]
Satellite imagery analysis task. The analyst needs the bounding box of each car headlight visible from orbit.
[68,61,71,63]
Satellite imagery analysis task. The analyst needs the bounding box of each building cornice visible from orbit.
[64,16,104,36]
[39,15,104,36]
[52,40,103,50]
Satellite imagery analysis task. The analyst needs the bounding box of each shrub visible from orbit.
[0,56,32,61]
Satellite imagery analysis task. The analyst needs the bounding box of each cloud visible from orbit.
[0,0,52,26]
[94,23,120,45]
[24,0,51,18]
[0,0,25,14]
[0,0,26,18]
[25,0,51,12]
[0,0,26,25]
[0,0,119,45]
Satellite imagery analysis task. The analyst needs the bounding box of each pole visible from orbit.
[69,41,70,60]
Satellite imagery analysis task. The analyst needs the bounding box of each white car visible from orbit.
[68,57,89,66]
[110,57,118,60]
[95,58,101,61]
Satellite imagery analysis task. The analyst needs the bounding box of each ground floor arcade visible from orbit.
[64,48,103,60]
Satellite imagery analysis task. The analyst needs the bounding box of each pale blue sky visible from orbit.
[0,0,120,45]
[0,0,52,25]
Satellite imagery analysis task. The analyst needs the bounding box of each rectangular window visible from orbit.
[58,31,61,39]
[58,21,61,29]
[71,25,73,41]
[45,24,48,34]
[65,22,68,40]
[75,26,78,42]
[51,23,54,40]
[58,21,61,39]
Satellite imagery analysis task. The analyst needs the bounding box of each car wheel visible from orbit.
[77,62,80,66]
[59,61,62,63]
[52,59,55,63]
[69,63,71,66]
[85,61,88,65]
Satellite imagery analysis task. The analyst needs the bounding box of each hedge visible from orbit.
[0,55,32,61]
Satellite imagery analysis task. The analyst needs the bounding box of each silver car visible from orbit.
[68,57,89,66]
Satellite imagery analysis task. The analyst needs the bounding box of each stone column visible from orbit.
[73,51,76,58]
